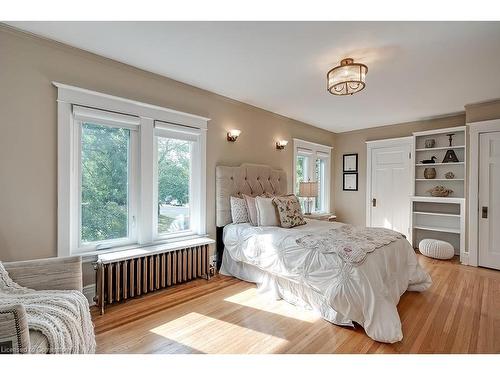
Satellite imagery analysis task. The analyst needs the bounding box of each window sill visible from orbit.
[78,234,215,263]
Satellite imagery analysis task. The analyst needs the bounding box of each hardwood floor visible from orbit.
[92,255,500,353]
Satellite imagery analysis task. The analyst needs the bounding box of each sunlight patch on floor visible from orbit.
[149,312,289,353]
[223,287,319,323]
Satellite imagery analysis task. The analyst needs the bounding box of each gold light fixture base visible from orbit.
[340,58,354,65]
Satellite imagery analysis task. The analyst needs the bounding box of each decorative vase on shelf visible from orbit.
[445,171,455,179]
[425,139,436,148]
[424,168,436,179]
[447,133,455,146]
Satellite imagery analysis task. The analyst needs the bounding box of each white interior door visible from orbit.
[368,142,411,238]
[479,132,500,270]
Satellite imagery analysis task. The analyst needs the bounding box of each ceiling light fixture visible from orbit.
[327,58,368,96]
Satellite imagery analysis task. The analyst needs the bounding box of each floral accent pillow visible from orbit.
[272,194,306,228]
[230,196,249,224]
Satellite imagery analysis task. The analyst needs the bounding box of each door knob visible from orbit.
[482,206,488,219]
[372,198,377,207]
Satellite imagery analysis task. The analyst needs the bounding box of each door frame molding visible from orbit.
[468,119,500,267]
[365,136,414,237]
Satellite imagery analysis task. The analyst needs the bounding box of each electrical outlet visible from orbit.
[208,255,217,276]
[209,255,217,267]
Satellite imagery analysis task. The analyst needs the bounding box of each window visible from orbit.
[153,121,204,240]
[295,153,310,193]
[80,123,134,246]
[156,137,191,235]
[56,83,208,256]
[73,106,140,252]
[315,152,329,213]
[293,139,332,214]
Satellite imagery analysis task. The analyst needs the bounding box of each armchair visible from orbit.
[0,256,86,354]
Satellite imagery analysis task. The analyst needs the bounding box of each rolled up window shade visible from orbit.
[73,105,140,130]
[316,151,330,158]
[154,120,201,142]
[297,147,314,156]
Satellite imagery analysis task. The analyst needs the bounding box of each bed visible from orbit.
[216,164,431,343]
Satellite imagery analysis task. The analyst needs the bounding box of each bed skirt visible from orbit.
[220,251,354,328]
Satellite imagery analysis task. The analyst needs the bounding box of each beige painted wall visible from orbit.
[333,114,466,226]
[0,26,335,262]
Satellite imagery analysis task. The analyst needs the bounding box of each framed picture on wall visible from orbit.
[343,153,358,172]
[343,173,358,191]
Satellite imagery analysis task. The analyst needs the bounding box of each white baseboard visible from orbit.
[83,284,96,306]
[460,252,473,266]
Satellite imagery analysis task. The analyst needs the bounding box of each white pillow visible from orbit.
[230,196,249,224]
[255,196,280,226]
[243,194,258,226]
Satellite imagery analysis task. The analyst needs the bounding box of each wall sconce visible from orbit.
[227,129,241,142]
[276,140,288,150]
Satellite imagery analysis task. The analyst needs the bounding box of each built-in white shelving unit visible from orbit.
[415,145,465,152]
[413,211,460,218]
[415,162,464,166]
[413,225,461,234]
[415,178,464,181]
[411,126,466,260]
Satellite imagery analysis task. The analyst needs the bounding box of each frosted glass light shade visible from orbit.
[276,140,288,149]
[327,58,368,96]
[227,129,241,142]
[299,181,318,197]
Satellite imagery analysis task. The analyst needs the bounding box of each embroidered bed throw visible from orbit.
[296,225,404,265]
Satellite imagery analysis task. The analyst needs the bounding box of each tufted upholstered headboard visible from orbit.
[216,163,288,227]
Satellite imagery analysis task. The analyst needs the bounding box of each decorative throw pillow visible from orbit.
[243,194,258,226]
[272,194,306,228]
[230,196,249,224]
[255,196,281,226]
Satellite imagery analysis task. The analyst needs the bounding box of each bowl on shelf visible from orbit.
[427,186,453,197]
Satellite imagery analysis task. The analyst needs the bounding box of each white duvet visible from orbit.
[220,219,431,343]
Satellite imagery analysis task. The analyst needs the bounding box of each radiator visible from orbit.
[95,242,212,314]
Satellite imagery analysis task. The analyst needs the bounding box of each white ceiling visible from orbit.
[7,21,500,132]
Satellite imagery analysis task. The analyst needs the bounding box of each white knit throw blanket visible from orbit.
[0,262,96,354]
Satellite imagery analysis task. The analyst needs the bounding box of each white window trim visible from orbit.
[293,138,333,214]
[55,82,209,257]
[468,119,500,267]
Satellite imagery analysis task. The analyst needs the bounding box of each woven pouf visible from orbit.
[418,239,454,260]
